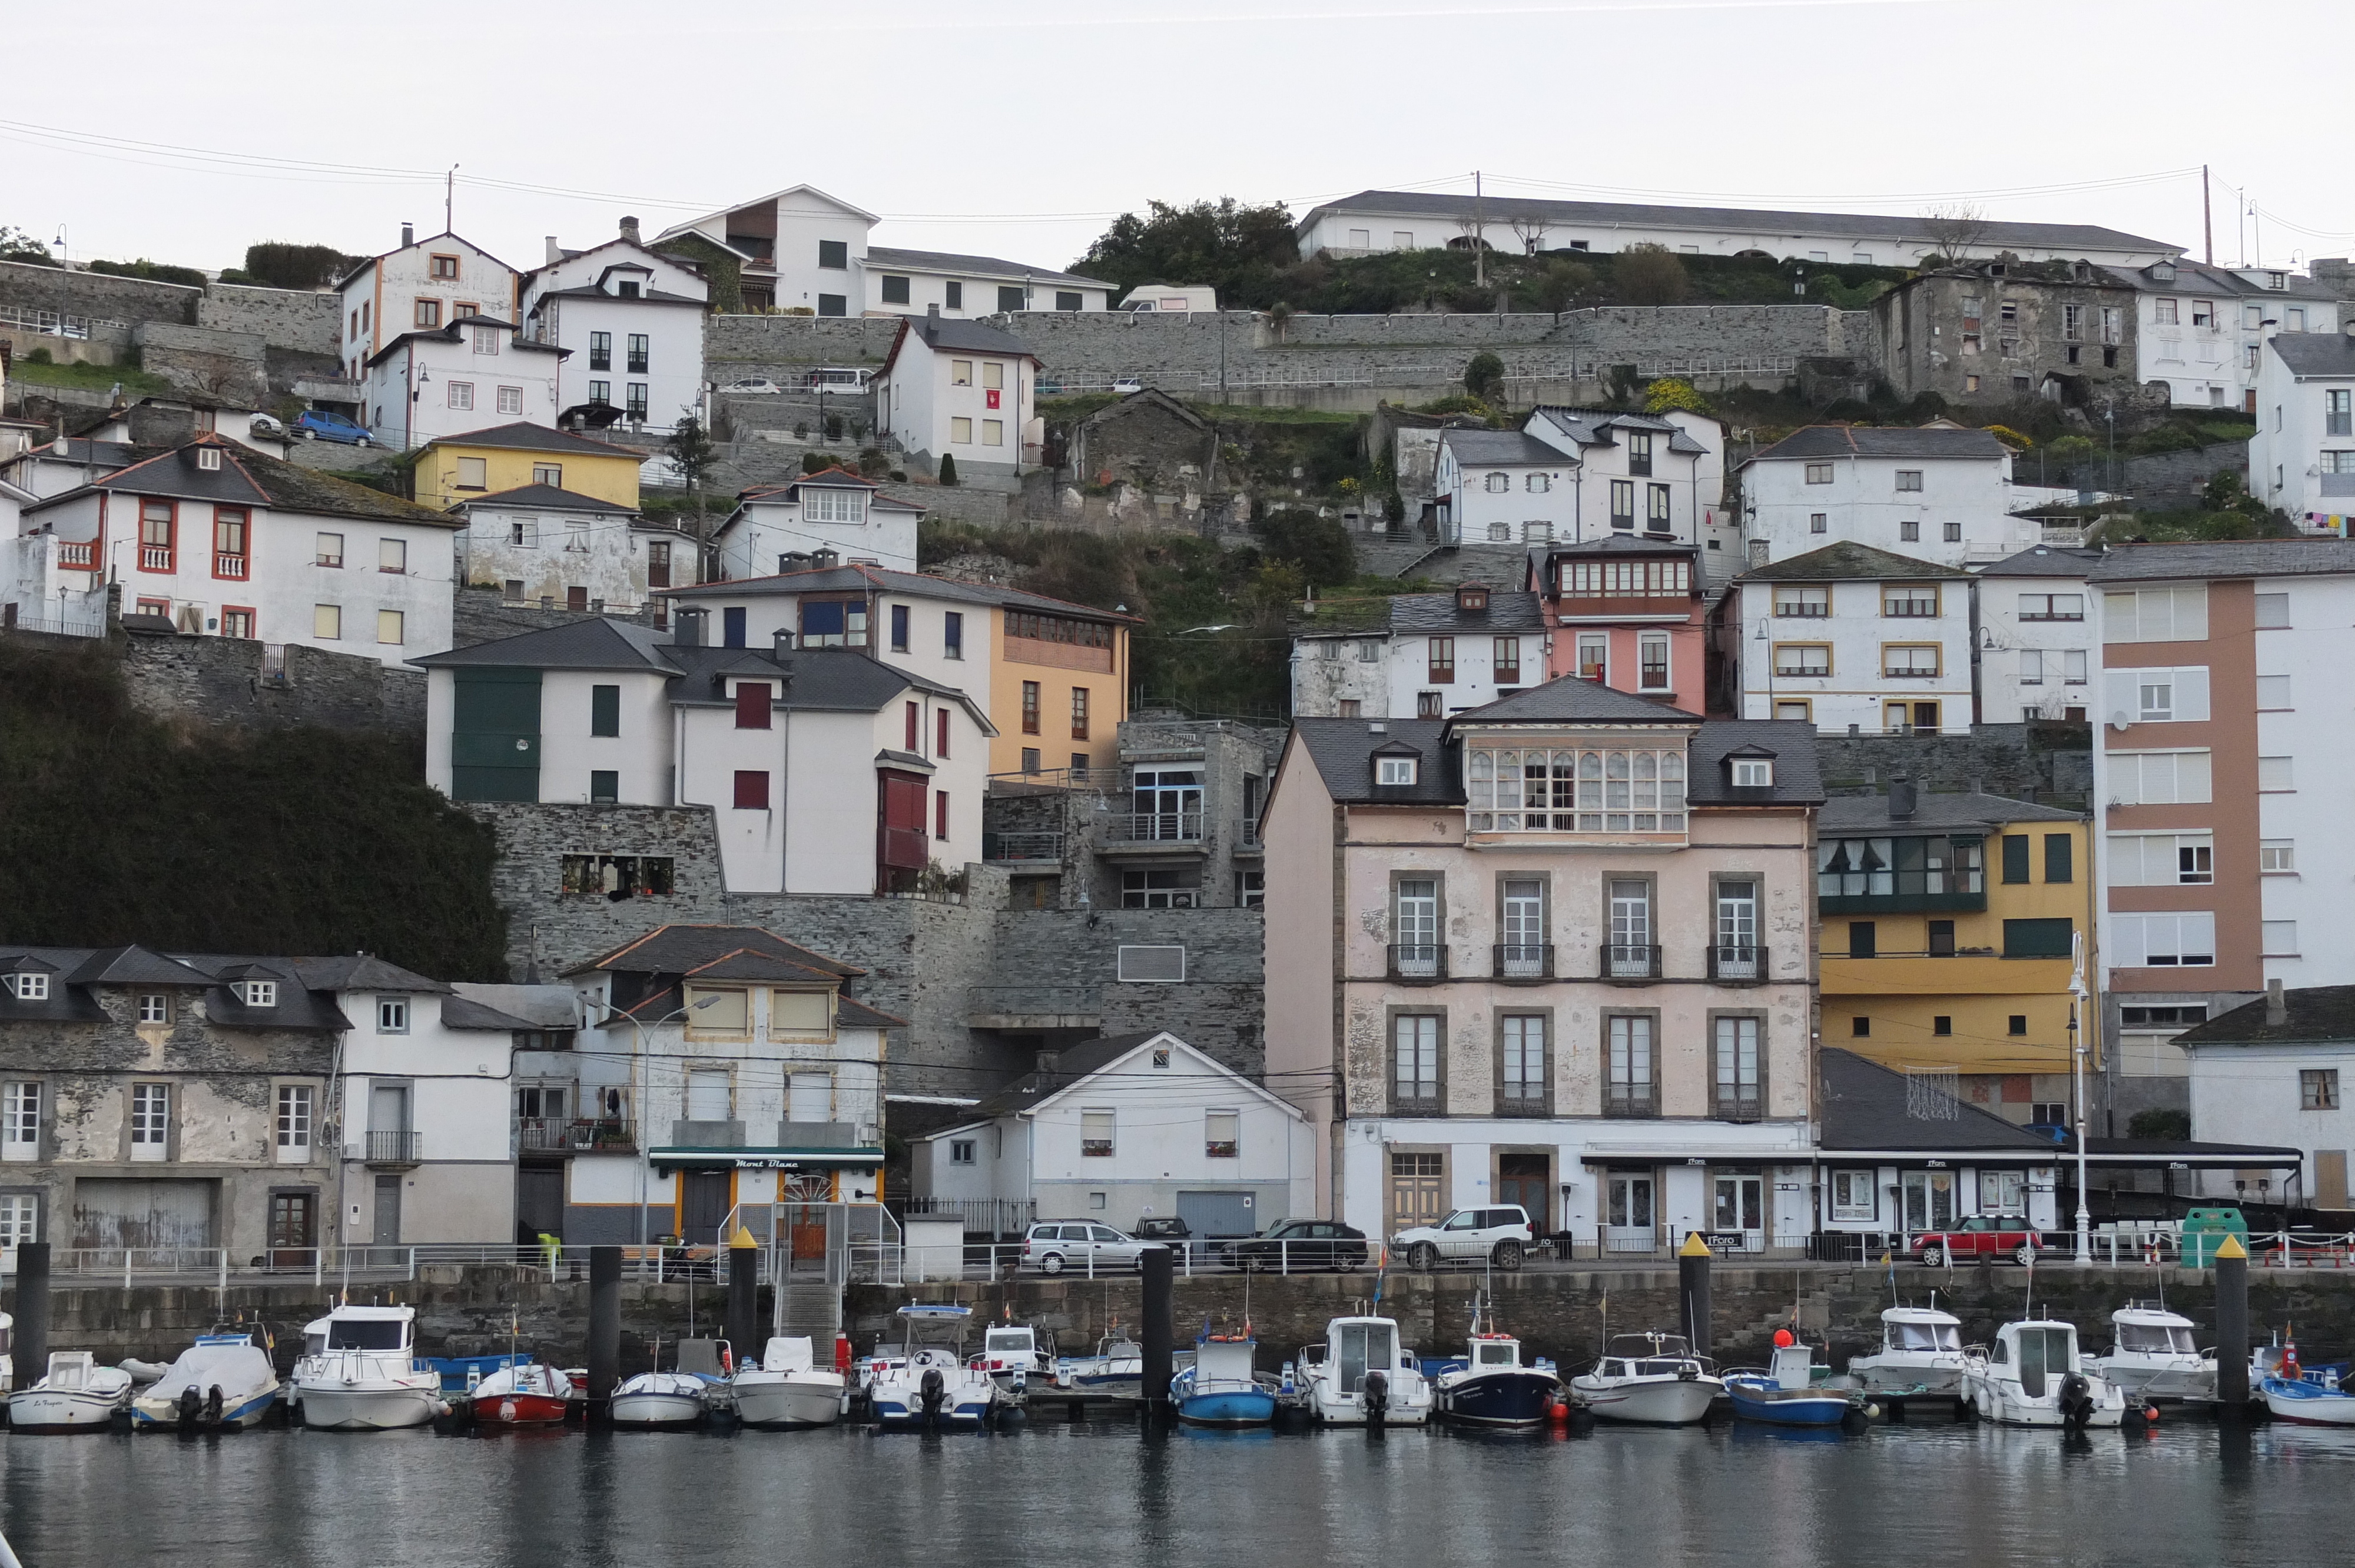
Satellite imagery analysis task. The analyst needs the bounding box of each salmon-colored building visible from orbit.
[1527,537,1709,711]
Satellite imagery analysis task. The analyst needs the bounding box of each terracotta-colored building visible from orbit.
[1527,536,1709,711]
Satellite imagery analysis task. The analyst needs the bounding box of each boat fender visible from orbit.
[1364,1370,1389,1426]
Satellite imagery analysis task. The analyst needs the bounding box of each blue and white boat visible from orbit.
[1172,1330,1275,1427]
[1054,1333,1145,1397]
[2258,1336,2355,1426]
[868,1305,1000,1429]
[1432,1314,1563,1428]
[130,1330,281,1431]
[1726,1341,1864,1427]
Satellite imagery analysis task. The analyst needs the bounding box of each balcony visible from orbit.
[2321,474,2355,499]
[1116,810,1203,843]
[1713,1091,1764,1124]
[776,1121,861,1149]
[215,553,247,579]
[1492,943,1553,981]
[965,985,1102,1030]
[140,546,174,572]
[516,1117,635,1154]
[983,831,1063,864]
[1604,1090,1660,1119]
[57,542,93,568]
[1232,819,1263,856]
[1389,944,1446,982]
[670,1119,746,1148]
[1708,945,1766,982]
[879,826,927,871]
[364,1130,422,1167]
[1604,944,1660,981]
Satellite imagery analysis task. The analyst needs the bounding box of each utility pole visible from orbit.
[1474,170,1486,290]
[446,165,458,234]
[2202,165,2213,266]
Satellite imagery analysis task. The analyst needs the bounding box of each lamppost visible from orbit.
[2069,929,2092,1264]
[586,993,723,1255]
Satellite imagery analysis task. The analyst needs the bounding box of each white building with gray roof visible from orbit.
[1432,406,1725,558]
[1291,581,1548,719]
[2105,258,2340,413]
[1975,544,2102,723]
[1737,424,2081,570]
[2251,332,2355,530]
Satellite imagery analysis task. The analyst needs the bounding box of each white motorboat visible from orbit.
[732,1337,844,1429]
[131,1331,281,1430]
[0,1311,13,1394]
[292,1305,446,1431]
[1960,1319,2127,1428]
[8,1351,131,1432]
[974,1321,1054,1402]
[2091,1304,2214,1403]
[1054,1334,1144,1397]
[608,1371,714,1429]
[869,1305,1001,1429]
[1847,1306,1969,1395]
[1570,1332,1723,1425]
[1297,1315,1433,1426]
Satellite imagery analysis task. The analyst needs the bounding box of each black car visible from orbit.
[1133,1217,1192,1241]
[1227,1218,1368,1273]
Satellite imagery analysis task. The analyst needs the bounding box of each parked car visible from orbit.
[293,409,373,446]
[1228,1218,1367,1273]
[247,412,288,440]
[719,378,784,395]
[1394,1206,1537,1272]
[1911,1214,2043,1267]
[1021,1221,1149,1275]
[1111,377,1144,396]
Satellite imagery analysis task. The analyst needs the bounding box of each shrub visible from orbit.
[2127,1108,2191,1141]
[1643,378,1711,416]
[823,414,844,441]
[801,451,835,475]
[937,452,958,486]
[1981,424,2033,450]
[857,446,890,477]
[1613,244,1689,307]
[25,347,51,365]
[1462,351,1505,403]
[1254,508,1354,588]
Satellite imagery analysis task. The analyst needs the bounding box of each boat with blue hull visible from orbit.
[1432,1314,1563,1429]
[130,1331,281,1431]
[1726,1343,1864,1427]
[1172,1332,1275,1427]
[868,1305,1001,1430]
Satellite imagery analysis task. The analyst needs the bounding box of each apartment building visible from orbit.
[1724,542,1974,735]
[1290,582,1547,719]
[1529,536,1708,703]
[1975,544,2102,722]
[2112,258,2339,413]
[1431,408,1724,556]
[1737,425,2075,570]
[335,224,520,383]
[2250,331,2355,530]
[1263,679,1823,1257]
[519,217,711,430]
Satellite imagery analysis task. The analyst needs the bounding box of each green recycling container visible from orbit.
[2181,1207,2248,1267]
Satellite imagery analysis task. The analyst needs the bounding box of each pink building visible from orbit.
[1528,537,1709,712]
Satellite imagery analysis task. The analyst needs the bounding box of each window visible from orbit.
[2018,649,2088,686]
[798,598,868,647]
[1121,871,1198,910]
[1070,687,1089,740]
[2106,750,2212,805]
[276,1084,313,1161]
[804,486,867,525]
[1848,921,1876,958]
[733,770,769,809]
[1883,586,1939,617]
[997,285,1026,312]
[2263,921,2299,955]
[1851,1016,1870,1037]
[2108,912,2215,968]
[1929,921,1956,957]
[1774,586,1829,617]
[948,1138,977,1165]
[887,603,910,653]
[1055,291,1082,313]
[1021,680,1040,734]
[817,294,847,317]
[1608,881,1652,976]
[2261,840,2296,872]
[2102,584,2207,642]
[944,281,963,309]
[2254,592,2290,629]
[2018,593,2084,621]
[1638,634,1670,690]
[1647,484,1672,529]
[1899,520,1919,542]
[8,973,47,1002]
[414,298,441,328]
[376,610,404,646]
[588,330,612,371]
[1484,472,1509,493]
[1577,633,1607,681]
[2256,674,2292,710]
[3,1082,39,1160]
[1608,479,1635,529]
[950,417,973,444]
[815,239,848,270]
[944,612,963,659]
[1465,745,1687,835]
[1818,837,1985,902]
[377,537,407,575]
[1606,1015,1655,1115]
[2259,756,2293,791]
[937,708,950,759]
[1730,758,1772,787]
[1624,431,1654,476]
[1805,462,1834,485]
[626,334,648,374]
[1494,637,1521,685]
[238,979,278,1008]
[316,533,343,567]
[2288,307,2308,331]
[1525,473,1550,493]
[982,419,1003,447]
[1831,1170,1877,1222]
[734,681,771,729]
[1019,748,1041,773]
[130,1083,170,1160]
[905,702,919,751]
[1774,700,1812,722]
[2301,1070,2339,1111]
[1810,513,1827,534]
[313,604,341,640]
[935,789,949,840]
[1377,756,1418,786]
[2002,834,2031,883]
[1883,645,1940,676]
[1238,870,1264,908]
[1428,636,1455,683]
[2330,391,2354,438]
[2155,298,2178,325]
[533,463,563,488]
[1895,470,1923,492]
[470,323,500,357]
[1391,878,1439,976]
[138,498,174,570]
[1774,645,1831,676]
[2044,834,2073,884]
[1393,1015,1439,1105]
[1713,1016,1761,1120]
[1501,1015,1546,1107]
[589,770,618,804]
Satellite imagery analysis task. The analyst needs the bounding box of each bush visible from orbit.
[24,347,51,365]
[857,446,890,477]
[1614,244,1690,307]
[1819,398,1878,423]
[240,241,359,292]
[822,414,844,441]
[1643,377,1711,416]
[1462,351,1505,403]
[937,452,958,486]
[2127,1108,2191,1141]
[1254,508,1355,588]
[1981,424,2033,450]
[801,451,835,475]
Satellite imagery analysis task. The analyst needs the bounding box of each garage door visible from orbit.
[70,1179,217,1248]
[1176,1190,1257,1237]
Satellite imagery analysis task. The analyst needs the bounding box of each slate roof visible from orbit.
[570,925,867,981]
[1439,429,1565,467]
[1684,720,1826,806]
[0,945,440,1032]
[412,617,679,672]
[363,320,565,371]
[1737,541,1971,582]
[660,563,1136,622]
[1385,590,1548,633]
[1289,719,1460,805]
[1453,675,1702,725]
[23,440,456,529]
[881,314,1040,377]
[1746,425,2012,463]
[2102,260,2337,303]
[1976,544,2104,577]
[2173,986,2355,1047]
[2087,539,2355,583]
[415,422,649,460]
[1526,407,1712,455]
[453,483,639,515]
[1538,533,1706,562]
[2266,334,2355,377]
[450,982,582,1031]
[1817,1048,2067,1152]
[836,996,910,1031]
[865,245,1112,290]
[1288,712,1816,808]
[441,992,554,1031]
[967,1032,1165,1118]
[1820,790,2082,833]
[528,284,704,307]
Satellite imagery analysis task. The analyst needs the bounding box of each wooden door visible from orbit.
[2319,1150,2349,1211]
[268,1191,316,1268]
[1498,1152,1550,1233]
[681,1171,732,1243]
[1387,1152,1444,1235]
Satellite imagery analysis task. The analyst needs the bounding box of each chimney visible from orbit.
[1887,776,1916,821]
[771,627,795,659]
[2267,978,2287,1028]
[927,303,940,318]
[1036,1049,1060,1076]
[401,222,414,248]
[545,235,562,265]
[674,607,706,647]
[619,215,641,244]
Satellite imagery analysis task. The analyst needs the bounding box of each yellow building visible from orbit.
[1817,784,2095,1128]
[983,596,1135,780]
[405,421,646,512]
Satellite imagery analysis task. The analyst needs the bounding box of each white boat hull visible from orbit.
[2094,1357,2214,1402]
[1962,1374,2125,1427]
[296,1384,443,1431]
[734,1376,843,1429]
[131,1387,280,1430]
[1848,1351,1968,1396]
[609,1393,706,1428]
[8,1389,123,1432]
[1306,1384,1434,1426]
[1574,1374,1722,1426]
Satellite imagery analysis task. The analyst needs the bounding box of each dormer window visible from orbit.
[1731,758,1774,788]
[2151,261,2175,283]
[618,280,641,298]
[197,447,221,471]
[1467,742,1688,837]
[1378,756,1419,786]
[1455,584,1489,614]
[7,973,48,1002]
[240,980,278,1008]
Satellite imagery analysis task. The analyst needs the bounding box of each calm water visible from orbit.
[4,1415,2349,1567]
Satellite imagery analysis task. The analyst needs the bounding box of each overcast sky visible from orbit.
[8,0,2349,279]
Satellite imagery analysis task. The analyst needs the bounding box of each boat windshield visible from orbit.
[1336,1322,1396,1392]
[1888,1322,1962,1352]
[1475,1341,1518,1367]
[2118,1323,2197,1354]
[1604,1334,1691,1358]
[985,1330,1034,1353]
[326,1320,405,1351]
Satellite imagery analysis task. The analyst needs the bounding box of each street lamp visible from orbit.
[586,992,724,1255]
[2069,929,2092,1264]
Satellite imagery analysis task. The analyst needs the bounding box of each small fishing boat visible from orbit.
[1431,1310,1563,1429]
[2256,1333,2355,1426]
[470,1362,575,1427]
[974,1320,1054,1403]
[732,1337,844,1429]
[1054,1333,1144,1397]
[1726,1337,1865,1427]
[608,1371,714,1429]
[1959,1319,2125,1429]
[1172,1330,1276,1427]
[1847,1305,1969,1396]
[869,1305,1001,1429]
[291,1304,446,1431]
[1297,1315,1432,1426]
[130,1330,281,1431]
[1571,1332,1723,1426]
[8,1351,132,1432]
[2091,1304,2214,1403]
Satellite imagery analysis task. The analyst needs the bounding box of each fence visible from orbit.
[1035,355,1802,398]
[0,303,125,341]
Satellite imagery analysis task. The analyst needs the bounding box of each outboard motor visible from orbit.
[918,1366,947,1423]
[2058,1372,2095,1430]
[206,1384,225,1424]
[178,1383,203,1431]
[1363,1370,1389,1429]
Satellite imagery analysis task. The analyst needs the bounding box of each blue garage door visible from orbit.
[1176,1190,1258,1237]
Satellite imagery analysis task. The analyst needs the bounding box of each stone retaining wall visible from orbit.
[117,630,426,736]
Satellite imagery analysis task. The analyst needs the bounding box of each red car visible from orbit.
[1911,1214,2043,1267]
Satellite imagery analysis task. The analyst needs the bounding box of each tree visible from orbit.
[1508,215,1551,255]
[666,411,721,565]
[1534,260,1597,317]
[240,242,360,291]
[1253,508,1354,588]
[1614,244,1689,307]
[2127,1108,2191,1141]
[0,226,55,266]
[88,257,207,288]
[1921,204,1994,262]
[937,452,959,487]
[1463,351,1505,403]
[1073,198,1298,307]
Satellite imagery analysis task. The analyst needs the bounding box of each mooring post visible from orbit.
[727,1230,759,1361]
[2213,1233,2250,1413]
[588,1244,622,1418]
[1140,1245,1174,1415]
[1677,1231,1713,1360]
[10,1241,47,1393]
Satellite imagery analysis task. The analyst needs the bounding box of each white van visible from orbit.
[1117,284,1218,314]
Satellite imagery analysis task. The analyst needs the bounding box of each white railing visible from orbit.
[0,304,126,340]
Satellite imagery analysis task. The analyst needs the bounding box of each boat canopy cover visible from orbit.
[762,1337,815,1371]
[147,1341,275,1403]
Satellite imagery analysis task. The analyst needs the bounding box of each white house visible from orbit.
[714,467,924,577]
[2251,333,2355,531]
[336,225,521,385]
[651,184,1113,317]
[2109,259,2340,413]
[875,315,1041,479]
[1291,582,1548,719]
[1432,408,1724,554]
[560,925,901,1244]
[15,436,459,665]
[1293,190,2180,268]
[910,1030,1314,1236]
[413,615,996,895]
[520,217,711,431]
[2178,985,2351,1210]
[1730,541,1975,734]
[1975,544,2101,723]
[362,315,567,450]
[451,484,696,614]
[1738,424,2078,570]
[1435,428,1576,544]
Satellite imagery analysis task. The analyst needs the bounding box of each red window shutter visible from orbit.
[936,708,950,758]
[905,701,918,751]
[734,682,771,729]
[733,770,768,809]
[935,789,948,839]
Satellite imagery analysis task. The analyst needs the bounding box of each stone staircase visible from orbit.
[775,1280,843,1340]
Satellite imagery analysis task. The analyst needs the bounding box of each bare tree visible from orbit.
[1921,203,1995,262]
[1510,215,1551,255]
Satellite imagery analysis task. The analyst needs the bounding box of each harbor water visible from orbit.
[4,1416,2348,1566]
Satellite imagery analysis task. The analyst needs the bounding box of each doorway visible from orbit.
[1388,1152,1444,1235]
[268,1190,316,1267]
[1605,1171,1656,1253]
[1497,1152,1550,1234]
[371,1174,402,1245]
[516,1167,565,1244]
[1711,1170,1764,1251]
[1902,1169,1956,1233]
[681,1170,732,1243]
[782,1173,832,1273]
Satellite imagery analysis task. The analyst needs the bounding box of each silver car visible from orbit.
[1022,1221,1148,1275]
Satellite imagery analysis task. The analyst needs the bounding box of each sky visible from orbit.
[7,0,2351,279]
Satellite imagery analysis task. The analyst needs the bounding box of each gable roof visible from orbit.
[570,924,866,981]
[2087,539,2355,583]
[2172,986,2355,1048]
[24,439,455,529]
[2268,334,2355,378]
[334,230,518,291]
[412,616,679,673]
[1737,541,1970,582]
[1744,425,2011,463]
[865,245,1112,290]
[1526,406,1713,454]
[362,318,565,371]
[1451,673,1702,726]
[1439,428,1564,467]
[1817,1048,2069,1152]
[1977,544,2104,577]
[1684,720,1825,805]
[452,482,639,516]
[412,422,649,461]
[1820,789,2082,833]
[1385,589,1548,633]
[880,315,1040,379]
[650,185,881,246]
[961,1031,1292,1120]
[1288,719,1460,805]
